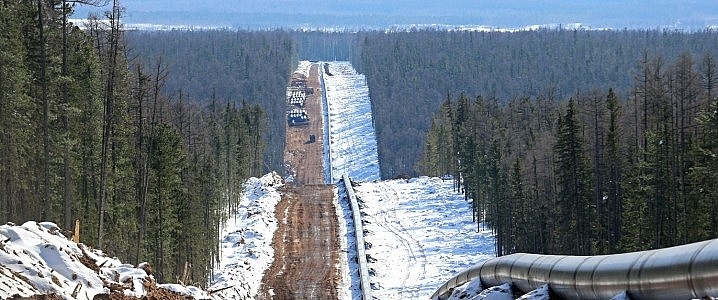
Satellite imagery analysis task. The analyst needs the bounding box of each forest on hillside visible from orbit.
[4,0,718,284]
[352,29,718,178]
[417,52,718,256]
[126,30,361,173]
[126,30,295,172]
[128,29,718,181]
[0,1,270,286]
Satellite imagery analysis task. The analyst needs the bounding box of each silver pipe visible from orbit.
[431,238,718,300]
[342,174,373,300]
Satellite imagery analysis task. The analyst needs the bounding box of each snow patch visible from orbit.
[209,171,284,299]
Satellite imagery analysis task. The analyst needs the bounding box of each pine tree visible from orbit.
[507,158,525,254]
[688,97,718,240]
[146,124,185,282]
[417,118,441,176]
[554,98,594,255]
[0,1,33,222]
[416,96,455,177]
[604,89,622,253]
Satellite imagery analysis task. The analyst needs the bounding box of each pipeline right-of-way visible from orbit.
[432,238,718,299]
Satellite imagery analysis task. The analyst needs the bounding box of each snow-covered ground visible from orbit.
[353,178,496,299]
[322,62,381,183]
[335,182,362,300]
[0,61,497,299]
[0,221,211,299]
[317,60,497,299]
[209,172,283,299]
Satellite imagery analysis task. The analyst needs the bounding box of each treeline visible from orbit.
[0,1,267,285]
[126,30,295,172]
[418,52,718,255]
[290,30,356,61]
[353,29,718,178]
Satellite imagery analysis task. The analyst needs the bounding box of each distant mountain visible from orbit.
[72,0,718,31]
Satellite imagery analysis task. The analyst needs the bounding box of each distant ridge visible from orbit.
[71,0,717,31]
[69,18,716,33]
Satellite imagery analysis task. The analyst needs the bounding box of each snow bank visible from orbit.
[354,177,496,299]
[209,171,284,299]
[447,280,551,300]
[296,60,312,78]
[0,221,105,299]
[323,61,381,183]
[0,221,210,299]
[335,183,362,300]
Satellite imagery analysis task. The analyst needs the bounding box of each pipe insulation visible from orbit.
[342,174,373,300]
[432,238,718,299]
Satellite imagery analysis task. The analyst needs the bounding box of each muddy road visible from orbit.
[258,63,341,300]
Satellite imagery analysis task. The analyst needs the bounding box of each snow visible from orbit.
[297,60,312,78]
[322,61,381,183]
[319,60,496,299]
[1,60,498,299]
[516,284,550,300]
[353,178,496,299]
[335,183,362,300]
[447,277,486,300]
[446,280,551,300]
[209,172,284,299]
[0,221,210,299]
[470,283,513,300]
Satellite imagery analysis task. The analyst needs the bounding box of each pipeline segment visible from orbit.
[342,174,372,300]
[320,63,332,184]
[432,238,718,300]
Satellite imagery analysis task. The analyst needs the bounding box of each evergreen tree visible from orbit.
[0,1,33,222]
[507,158,525,254]
[417,118,441,176]
[554,98,594,255]
[0,1,270,286]
[146,124,185,282]
[688,97,718,239]
[416,96,455,177]
[604,89,623,253]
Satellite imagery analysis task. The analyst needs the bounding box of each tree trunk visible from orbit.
[37,0,50,221]
[99,0,121,249]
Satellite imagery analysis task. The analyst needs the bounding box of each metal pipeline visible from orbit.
[431,238,718,300]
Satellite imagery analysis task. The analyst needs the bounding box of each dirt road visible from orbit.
[258,63,341,299]
[258,185,339,300]
[283,64,325,185]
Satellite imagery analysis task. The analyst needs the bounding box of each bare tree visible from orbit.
[98,0,122,249]
[60,0,109,229]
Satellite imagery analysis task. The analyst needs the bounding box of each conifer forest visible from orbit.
[2,0,718,287]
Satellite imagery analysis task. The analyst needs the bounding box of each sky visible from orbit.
[72,0,718,30]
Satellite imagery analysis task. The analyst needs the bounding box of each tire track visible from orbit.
[258,185,339,300]
[259,63,341,299]
[372,182,428,299]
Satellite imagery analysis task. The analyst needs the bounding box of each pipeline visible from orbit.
[432,238,718,300]
[342,174,373,300]
[319,62,332,184]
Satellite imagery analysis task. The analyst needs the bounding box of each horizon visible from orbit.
[72,0,718,31]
